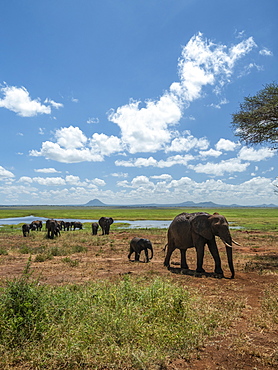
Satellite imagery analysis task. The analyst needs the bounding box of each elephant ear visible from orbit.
[191,214,213,240]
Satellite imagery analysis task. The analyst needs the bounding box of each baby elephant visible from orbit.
[128,237,153,263]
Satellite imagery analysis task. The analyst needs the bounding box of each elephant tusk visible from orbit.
[232,239,241,246]
[222,240,233,248]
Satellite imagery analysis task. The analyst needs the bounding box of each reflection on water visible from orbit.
[0,215,171,229]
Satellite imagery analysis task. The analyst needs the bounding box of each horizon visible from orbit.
[0,1,277,206]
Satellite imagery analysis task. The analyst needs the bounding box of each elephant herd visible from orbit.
[22,216,114,239]
[21,211,240,278]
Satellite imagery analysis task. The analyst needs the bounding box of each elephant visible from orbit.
[63,221,71,231]
[98,217,114,235]
[164,212,239,279]
[92,222,99,235]
[22,223,30,237]
[71,221,83,230]
[128,237,154,263]
[30,220,43,231]
[46,219,61,239]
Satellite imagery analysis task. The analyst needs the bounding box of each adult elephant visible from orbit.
[98,217,114,235]
[30,220,43,231]
[128,237,153,263]
[164,212,239,279]
[22,224,30,237]
[64,221,71,231]
[71,221,83,230]
[92,222,99,235]
[46,219,61,239]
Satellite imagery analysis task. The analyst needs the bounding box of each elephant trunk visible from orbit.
[225,244,234,279]
[220,232,235,279]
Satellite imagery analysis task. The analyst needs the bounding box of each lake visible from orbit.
[0,215,171,229]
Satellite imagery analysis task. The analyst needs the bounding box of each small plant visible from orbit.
[61,257,79,267]
[34,253,53,262]
[0,247,8,255]
[72,245,87,253]
[19,245,33,254]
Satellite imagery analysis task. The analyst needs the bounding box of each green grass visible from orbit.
[0,206,278,230]
[0,263,244,369]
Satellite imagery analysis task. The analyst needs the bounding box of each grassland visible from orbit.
[0,205,278,230]
[0,207,277,369]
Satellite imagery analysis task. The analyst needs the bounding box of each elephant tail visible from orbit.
[163,243,168,253]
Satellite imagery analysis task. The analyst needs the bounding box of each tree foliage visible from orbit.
[231,83,278,149]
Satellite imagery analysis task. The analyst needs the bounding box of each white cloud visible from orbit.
[56,126,87,150]
[0,85,62,117]
[259,48,273,56]
[33,177,66,186]
[190,158,250,176]
[30,141,103,163]
[18,176,33,183]
[34,168,60,173]
[215,138,239,151]
[165,134,209,153]
[131,176,155,189]
[108,94,181,154]
[0,166,15,180]
[115,154,194,168]
[111,172,128,178]
[151,174,173,181]
[44,98,63,109]
[90,133,123,156]
[238,147,275,161]
[87,117,99,124]
[176,33,256,102]
[199,149,222,157]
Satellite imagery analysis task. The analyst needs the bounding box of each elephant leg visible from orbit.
[195,244,206,273]
[164,245,174,267]
[180,249,189,269]
[144,248,149,263]
[207,240,223,275]
[135,251,140,261]
[128,246,133,260]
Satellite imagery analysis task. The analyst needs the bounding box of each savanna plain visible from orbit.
[0,207,277,370]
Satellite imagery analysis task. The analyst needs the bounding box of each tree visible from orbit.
[231,83,278,149]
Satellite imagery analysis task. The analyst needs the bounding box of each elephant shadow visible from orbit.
[167,265,231,279]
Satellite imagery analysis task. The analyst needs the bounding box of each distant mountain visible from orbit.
[84,199,107,207]
[82,199,278,208]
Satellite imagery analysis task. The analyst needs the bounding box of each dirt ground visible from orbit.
[0,227,277,370]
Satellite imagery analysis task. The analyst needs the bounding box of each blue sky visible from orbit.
[0,0,277,206]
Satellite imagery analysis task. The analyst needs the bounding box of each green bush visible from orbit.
[0,261,46,347]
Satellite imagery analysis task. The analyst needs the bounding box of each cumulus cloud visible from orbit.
[115,154,194,168]
[176,33,256,102]
[165,134,209,153]
[90,133,123,156]
[0,85,62,117]
[108,95,181,154]
[34,168,60,173]
[238,147,275,161]
[199,149,222,157]
[18,175,106,189]
[0,166,15,180]
[151,174,173,181]
[215,138,239,151]
[189,158,250,176]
